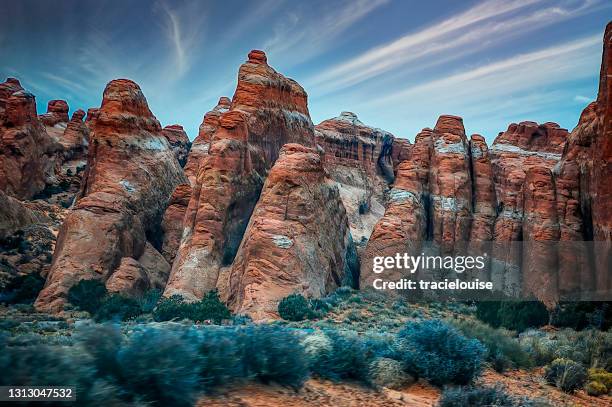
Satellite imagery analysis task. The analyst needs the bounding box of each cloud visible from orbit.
[155,1,207,79]
[349,34,601,140]
[308,0,602,92]
[263,0,389,64]
[574,95,593,103]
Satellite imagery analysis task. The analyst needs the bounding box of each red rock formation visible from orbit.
[429,115,473,253]
[183,97,230,185]
[85,108,100,130]
[39,99,69,127]
[0,189,40,239]
[468,134,496,243]
[164,111,262,301]
[314,111,395,247]
[225,144,357,319]
[592,22,612,294]
[521,166,560,307]
[360,129,432,287]
[35,79,186,312]
[165,50,316,301]
[160,183,191,264]
[391,137,412,174]
[490,121,568,295]
[59,109,89,166]
[0,78,57,199]
[162,124,190,167]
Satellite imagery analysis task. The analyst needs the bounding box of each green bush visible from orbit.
[117,326,202,406]
[368,357,413,389]
[278,293,312,321]
[94,294,142,322]
[586,380,608,396]
[67,279,108,314]
[395,319,486,386]
[278,293,328,321]
[551,302,611,331]
[236,325,309,388]
[197,327,242,392]
[153,290,231,323]
[1,273,45,304]
[0,340,119,406]
[451,318,532,372]
[475,301,549,332]
[587,368,612,395]
[438,386,529,407]
[544,358,587,393]
[138,288,162,313]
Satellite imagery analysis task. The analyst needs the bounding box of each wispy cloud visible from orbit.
[351,34,601,139]
[155,1,207,79]
[574,95,593,103]
[308,0,602,92]
[263,0,389,64]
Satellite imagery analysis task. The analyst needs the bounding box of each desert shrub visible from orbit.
[0,340,122,406]
[306,329,390,383]
[1,273,44,304]
[587,368,612,395]
[138,288,162,313]
[68,279,108,314]
[278,293,330,321]
[196,327,243,392]
[438,385,528,407]
[117,326,202,406]
[278,293,313,321]
[586,380,608,396]
[544,358,587,393]
[153,290,231,323]
[551,302,611,331]
[76,324,124,380]
[476,301,549,332]
[451,318,532,372]
[94,294,142,322]
[394,319,486,386]
[236,325,308,388]
[368,357,413,389]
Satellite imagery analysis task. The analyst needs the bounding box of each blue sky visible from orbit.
[1,0,610,142]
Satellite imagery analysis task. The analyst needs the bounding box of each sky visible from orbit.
[1,0,610,142]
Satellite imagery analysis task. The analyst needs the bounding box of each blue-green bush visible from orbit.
[395,319,486,386]
[117,326,203,406]
[236,325,309,389]
[438,385,533,407]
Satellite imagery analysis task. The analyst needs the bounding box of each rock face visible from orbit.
[160,183,192,264]
[164,50,316,302]
[183,97,231,185]
[362,118,571,297]
[0,189,40,240]
[35,79,186,312]
[489,121,568,294]
[314,112,395,248]
[360,129,432,287]
[0,78,57,199]
[162,124,190,167]
[40,100,69,127]
[225,144,358,319]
